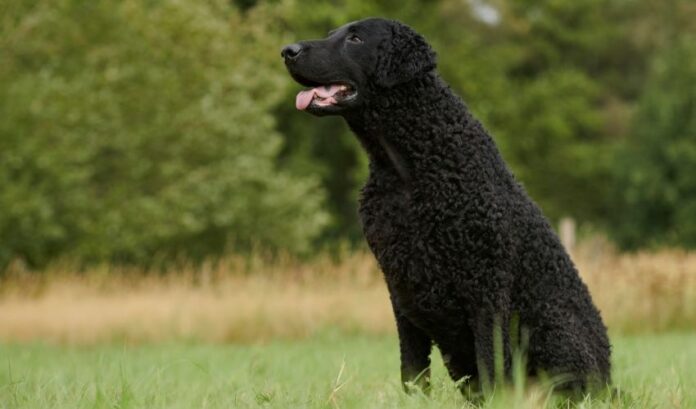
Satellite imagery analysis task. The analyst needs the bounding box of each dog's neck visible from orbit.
[345,72,486,183]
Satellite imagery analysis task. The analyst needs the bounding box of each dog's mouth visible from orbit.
[295,83,357,111]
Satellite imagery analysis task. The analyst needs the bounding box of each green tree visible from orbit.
[0,0,328,268]
[485,0,637,222]
[610,38,696,249]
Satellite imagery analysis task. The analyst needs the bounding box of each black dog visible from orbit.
[282,18,611,393]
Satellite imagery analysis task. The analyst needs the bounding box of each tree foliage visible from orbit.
[0,0,327,268]
[610,38,696,249]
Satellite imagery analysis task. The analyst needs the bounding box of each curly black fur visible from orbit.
[282,18,611,393]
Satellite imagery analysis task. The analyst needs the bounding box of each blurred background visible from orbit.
[1,0,696,343]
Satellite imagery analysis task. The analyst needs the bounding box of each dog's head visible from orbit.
[281,18,437,116]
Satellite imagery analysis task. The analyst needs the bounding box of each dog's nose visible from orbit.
[281,43,303,60]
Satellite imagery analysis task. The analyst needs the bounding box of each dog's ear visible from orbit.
[375,22,437,88]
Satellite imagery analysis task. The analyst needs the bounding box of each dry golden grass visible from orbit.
[0,252,393,344]
[1,239,695,344]
[574,238,696,334]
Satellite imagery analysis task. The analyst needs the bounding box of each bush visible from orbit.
[0,0,328,268]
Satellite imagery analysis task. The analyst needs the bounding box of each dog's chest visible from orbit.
[359,182,412,271]
[360,185,464,315]
[358,171,446,270]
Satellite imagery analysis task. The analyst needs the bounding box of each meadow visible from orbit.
[1,332,695,408]
[1,240,696,408]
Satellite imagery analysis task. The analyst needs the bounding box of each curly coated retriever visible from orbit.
[281,18,611,393]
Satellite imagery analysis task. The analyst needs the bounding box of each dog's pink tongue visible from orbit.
[296,89,315,110]
[296,85,343,110]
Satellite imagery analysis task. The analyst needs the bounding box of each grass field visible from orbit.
[2,242,696,408]
[1,332,695,409]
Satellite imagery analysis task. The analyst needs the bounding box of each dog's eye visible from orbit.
[347,34,363,44]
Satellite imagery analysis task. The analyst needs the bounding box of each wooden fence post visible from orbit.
[559,217,576,254]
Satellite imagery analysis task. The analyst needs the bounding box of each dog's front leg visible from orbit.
[391,299,432,393]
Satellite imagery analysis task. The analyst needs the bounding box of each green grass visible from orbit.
[1,332,695,409]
